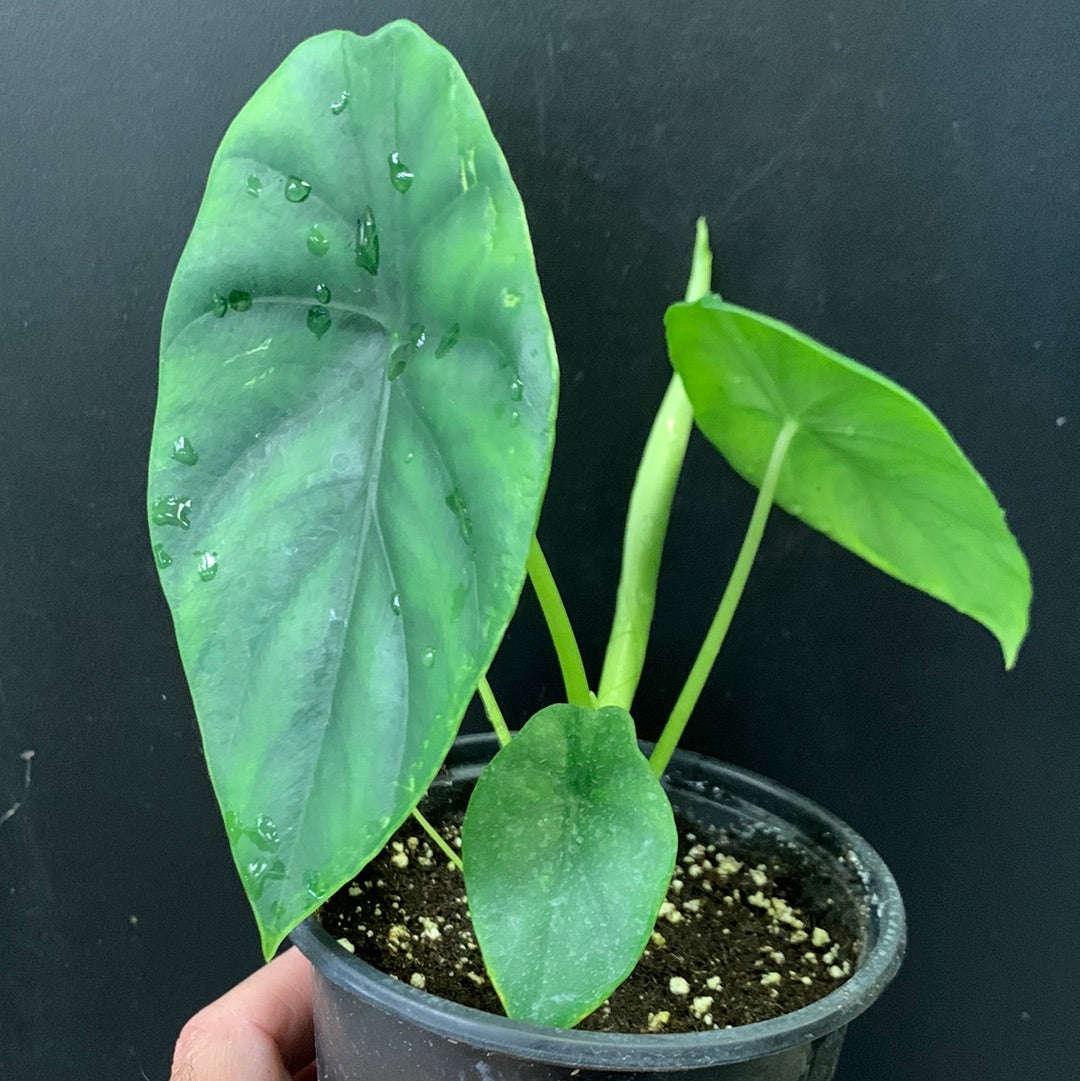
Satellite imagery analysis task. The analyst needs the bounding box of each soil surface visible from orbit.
[318,811,857,1033]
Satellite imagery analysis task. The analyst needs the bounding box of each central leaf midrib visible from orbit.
[262,368,396,923]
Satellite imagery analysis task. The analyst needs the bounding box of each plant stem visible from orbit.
[412,808,464,872]
[478,675,511,747]
[597,219,713,710]
[527,536,592,708]
[649,418,799,777]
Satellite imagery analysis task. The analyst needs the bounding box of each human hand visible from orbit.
[170,947,316,1081]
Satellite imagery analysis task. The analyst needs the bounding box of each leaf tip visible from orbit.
[259,925,286,964]
[1000,627,1026,671]
[685,219,714,304]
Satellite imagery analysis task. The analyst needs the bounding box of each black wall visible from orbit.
[1,2,1077,1079]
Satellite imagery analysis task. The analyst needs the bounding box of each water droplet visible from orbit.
[246,174,262,197]
[330,451,350,473]
[246,861,267,897]
[509,410,520,428]
[408,323,426,348]
[228,289,252,312]
[501,288,522,309]
[285,176,312,202]
[844,425,855,437]
[450,579,469,619]
[171,435,199,466]
[390,592,402,615]
[387,151,414,193]
[420,647,436,669]
[348,368,364,391]
[307,305,332,339]
[210,292,228,318]
[509,378,524,401]
[435,323,460,358]
[403,451,414,465]
[387,343,410,381]
[458,148,477,191]
[152,543,173,569]
[315,282,331,304]
[355,206,379,275]
[304,871,323,900]
[246,858,286,898]
[330,90,350,115]
[445,487,473,543]
[151,495,192,529]
[306,225,329,256]
[198,552,219,582]
[253,814,280,851]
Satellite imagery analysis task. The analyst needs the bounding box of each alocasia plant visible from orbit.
[149,20,1030,1028]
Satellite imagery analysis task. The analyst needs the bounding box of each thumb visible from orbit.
[171,948,314,1081]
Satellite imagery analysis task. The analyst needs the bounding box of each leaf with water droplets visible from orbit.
[666,295,1031,667]
[149,22,558,960]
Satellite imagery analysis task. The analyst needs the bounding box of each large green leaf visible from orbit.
[665,296,1030,666]
[461,705,677,1027]
[148,22,558,957]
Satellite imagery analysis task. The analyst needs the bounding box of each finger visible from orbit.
[171,948,315,1080]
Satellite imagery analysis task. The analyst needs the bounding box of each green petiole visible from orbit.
[597,219,713,711]
[478,675,511,747]
[412,807,464,872]
[527,536,592,708]
[649,418,799,777]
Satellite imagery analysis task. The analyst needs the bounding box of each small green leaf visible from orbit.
[462,704,677,1027]
[665,296,1031,666]
[148,22,558,958]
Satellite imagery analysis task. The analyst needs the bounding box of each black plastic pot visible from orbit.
[292,734,905,1081]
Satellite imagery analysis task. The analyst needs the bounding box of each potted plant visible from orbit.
[148,20,1030,1081]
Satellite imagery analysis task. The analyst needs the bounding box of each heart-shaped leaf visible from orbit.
[148,22,557,957]
[461,705,677,1027]
[665,296,1030,666]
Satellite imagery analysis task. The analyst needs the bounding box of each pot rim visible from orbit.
[292,735,906,1070]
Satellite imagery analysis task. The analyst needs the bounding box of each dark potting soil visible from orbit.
[318,810,857,1034]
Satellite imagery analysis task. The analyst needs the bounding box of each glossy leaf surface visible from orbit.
[148,22,557,956]
[666,296,1030,666]
[462,705,677,1027]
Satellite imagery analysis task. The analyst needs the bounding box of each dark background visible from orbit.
[1,1,1077,1078]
